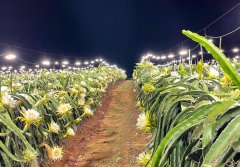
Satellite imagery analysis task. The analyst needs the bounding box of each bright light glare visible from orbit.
[91,61,94,64]
[20,65,25,69]
[168,54,174,58]
[55,61,59,65]
[35,65,40,68]
[161,55,167,60]
[233,48,239,53]
[192,55,196,58]
[146,53,153,58]
[208,39,213,43]
[62,60,69,65]
[5,54,16,60]
[179,50,187,56]
[84,61,89,65]
[75,61,81,66]
[1,67,7,71]
[42,60,51,66]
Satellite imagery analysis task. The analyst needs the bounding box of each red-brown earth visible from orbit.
[49,80,149,167]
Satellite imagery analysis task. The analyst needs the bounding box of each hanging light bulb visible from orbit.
[1,67,7,71]
[62,60,69,65]
[168,54,175,58]
[5,53,17,60]
[42,60,51,66]
[146,53,153,58]
[232,47,239,53]
[161,55,167,60]
[208,39,214,43]
[20,65,26,69]
[179,49,188,56]
[75,61,81,66]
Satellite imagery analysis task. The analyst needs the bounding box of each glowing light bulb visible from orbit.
[208,39,213,43]
[161,55,167,60]
[1,66,7,71]
[146,53,153,58]
[233,48,239,53]
[168,54,174,58]
[20,65,26,69]
[5,54,16,60]
[62,60,69,65]
[42,60,50,66]
[179,50,187,56]
[75,61,81,66]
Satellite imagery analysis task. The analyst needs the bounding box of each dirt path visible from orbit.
[50,80,149,167]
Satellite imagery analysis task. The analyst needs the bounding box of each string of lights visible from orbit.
[0,56,125,72]
[140,2,240,66]
[0,42,125,73]
[0,32,125,72]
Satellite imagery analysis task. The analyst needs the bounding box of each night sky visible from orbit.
[0,0,240,76]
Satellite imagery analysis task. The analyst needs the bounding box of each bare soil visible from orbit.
[49,80,149,167]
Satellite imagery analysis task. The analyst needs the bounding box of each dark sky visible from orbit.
[0,0,240,75]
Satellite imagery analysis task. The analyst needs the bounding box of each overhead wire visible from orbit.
[155,1,240,56]
[206,26,240,39]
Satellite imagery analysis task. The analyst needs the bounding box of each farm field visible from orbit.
[51,80,149,167]
[0,1,240,167]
